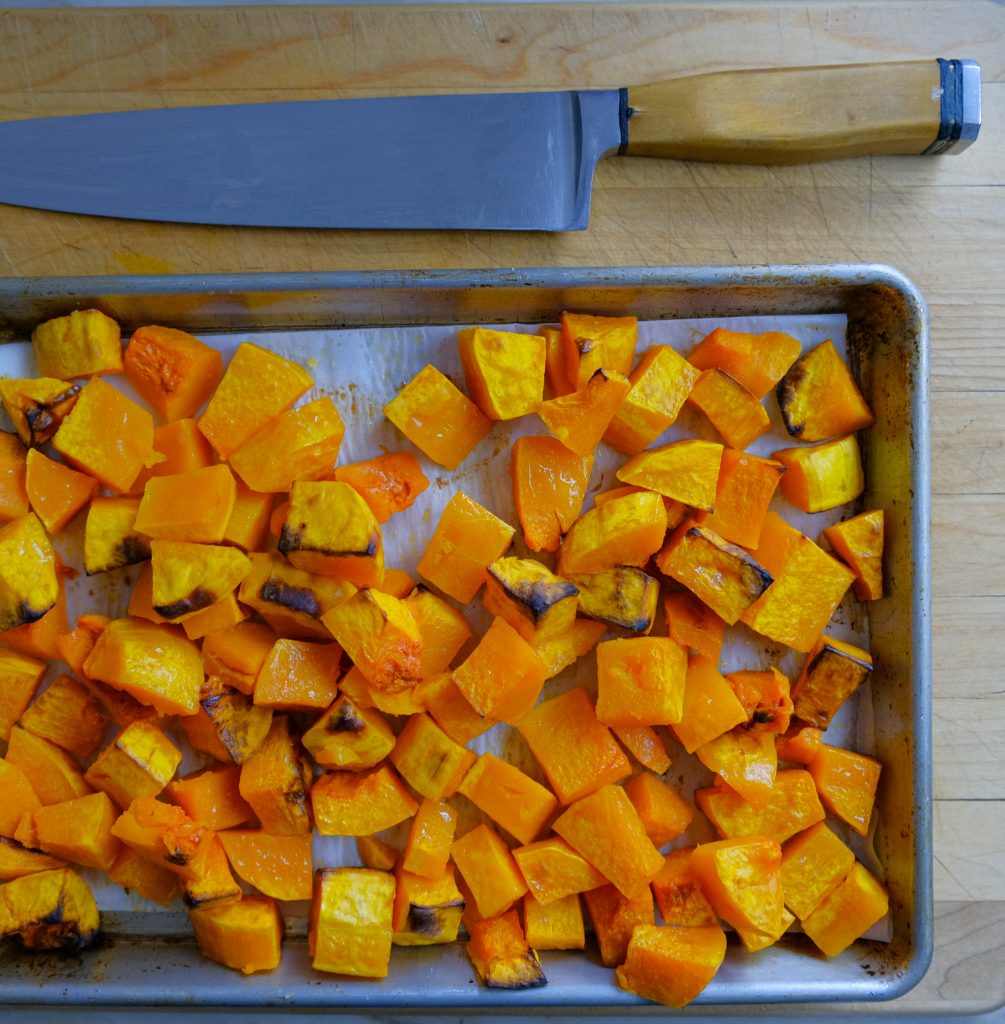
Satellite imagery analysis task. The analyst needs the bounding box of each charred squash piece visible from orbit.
[84,496,150,574]
[0,837,66,882]
[302,694,395,771]
[466,909,546,989]
[150,539,251,621]
[238,716,312,835]
[792,634,873,729]
[564,566,658,634]
[0,867,100,953]
[0,377,80,447]
[727,667,794,734]
[392,864,465,946]
[483,556,578,644]
[196,676,274,765]
[183,834,242,910]
[84,720,183,809]
[0,513,59,631]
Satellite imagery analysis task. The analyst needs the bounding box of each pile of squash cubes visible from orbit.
[0,308,890,1007]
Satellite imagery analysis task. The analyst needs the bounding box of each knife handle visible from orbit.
[623,59,980,163]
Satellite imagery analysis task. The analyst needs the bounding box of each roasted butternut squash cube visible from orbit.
[392,864,465,946]
[553,784,663,899]
[0,837,66,882]
[135,465,237,544]
[337,665,423,716]
[25,448,98,535]
[596,637,687,729]
[53,377,156,493]
[302,694,394,771]
[703,449,786,549]
[110,796,214,881]
[389,712,475,799]
[406,585,471,678]
[0,647,47,742]
[617,439,724,510]
[413,671,497,745]
[357,834,400,872]
[190,894,283,974]
[511,435,593,553]
[523,891,585,950]
[467,908,546,989]
[239,716,312,835]
[181,592,248,641]
[5,726,93,805]
[780,821,855,920]
[221,482,274,553]
[0,513,59,631]
[603,344,700,454]
[451,824,528,919]
[149,418,216,477]
[531,618,605,680]
[384,364,491,470]
[21,791,121,871]
[197,676,274,764]
[150,539,252,621]
[84,617,203,717]
[773,434,864,513]
[0,761,41,839]
[688,326,801,399]
[650,848,718,927]
[561,311,637,387]
[32,308,121,378]
[0,867,100,953]
[401,799,456,880]
[202,621,279,696]
[727,667,793,734]
[809,744,882,836]
[217,830,313,902]
[663,591,726,662]
[583,882,654,966]
[687,368,771,450]
[483,557,578,644]
[617,923,727,1008]
[183,834,242,910]
[800,862,888,957]
[0,377,80,447]
[0,431,29,522]
[253,638,340,711]
[334,451,430,523]
[84,496,150,574]
[776,723,823,765]
[623,773,694,847]
[197,342,312,459]
[536,368,631,456]
[457,327,546,420]
[822,509,885,601]
[696,727,777,808]
[512,837,606,906]
[312,763,417,836]
[565,566,659,634]
[792,634,872,729]
[777,339,874,443]
[166,765,255,831]
[557,490,667,577]
[458,752,558,846]
[614,725,672,774]
[696,768,825,844]
[541,325,575,397]
[311,866,395,977]
[107,845,179,906]
[85,720,182,808]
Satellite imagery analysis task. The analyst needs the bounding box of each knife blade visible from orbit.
[0,58,979,231]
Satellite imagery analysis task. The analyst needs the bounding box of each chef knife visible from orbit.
[0,58,979,231]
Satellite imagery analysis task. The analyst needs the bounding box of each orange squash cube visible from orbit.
[0,377,80,448]
[466,908,546,989]
[221,483,274,553]
[0,761,42,839]
[18,674,105,760]
[253,638,340,711]
[536,369,631,457]
[780,821,856,920]
[776,724,823,765]
[773,434,864,513]
[312,764,417,836]
[650,848,718,927]
[800,862,888,957]
[561,311,637,387]
[531,618,605,680]
[200,621,277,696]
[181,592,248,641]
[688,326,801,399]
[6,726,92,806]
[389,712,475,800]
[149,418,215,478]
[511,837,607,905]
[383,364,491,470]
[517,687,631,805]
[727,667,793,734]
[84,720,182,808]
[191,895,283,974]
[688,368,771,450]
[107,845,179,907]
[613,725,672,775]
[523,891,585,950]
[583,882,654,966]
[406,585,472,678]
[616,923,727,1008]
[135,464,237,543]
[22,791,121,871]
[623,773,694,847]
[401,799,456,880]
[392,864,465,946]
[596,637,687,728]
[696,727,777,808]
[334,451,430,523]
[617,438,723,510]
[458,753,558,846]
[457,327,546,420]
[541,325,575,397]
[703,449,786,548]
[238,716,312,835]
[822,508,885,601]
[0,648,46,743]
[792,634,873,729]
[310,867,395,977]
[413,672,496,745]
[32,308,123,379]
[418,492,515,603]
[663,591,726,662]
[217,830,313,902]
[357,835,399,872]
[302,695,395,771]
[451,824,528,919]
[109,796,214,881]
[809,744,882,836]
[24,449,98,535]
[0,431,29,522]
[557,490,667,577]
[167,765,254,831]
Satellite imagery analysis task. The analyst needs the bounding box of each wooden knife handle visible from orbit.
[623,59,980,163]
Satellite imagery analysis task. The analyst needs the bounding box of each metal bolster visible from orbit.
[923,58,981,155]
[618,88,632,155]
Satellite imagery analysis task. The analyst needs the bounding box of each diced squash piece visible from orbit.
[32,309,122,378]
[823,509,885,601]
[727,667,793,734]
[696,727,777,808]
[735,904,796,953]
[512,837,606,905]
[337,666,423,716]
[657,520,772,626]
[651,848,718,926]
[334,452,430,523]
[202,621,278,696]
[253,638,340,711]
[384,364,491,470]
[541,325,575,398]
[150,539,251,621]
[565,566,658,634]
[663,591,726,662]
[197,342,312,458]
[406,585,471,678]
[531,618,605,680]
[792,634,873,729]
[451,824,528,919]
[457,327,546,420]
[0,867,100,952]
[84,496,150,574]
[536,369,631,456]
[800,862,888,957]
[523,891,585,950]
[375,569,415,595]
[392,864,465,946]
[108,845,179,906]
[483,557,578,644]
[197,676,274,765]
[467,908,546,989]
[181,592,248,641]
[0,647,47,742]
[191,895,283,974]
[123,325,223,421]
[312,764,417,836]
[557,490,667,577]
[458,752,558,846]
[24,791,120,871]
[221,483,273,553]
[614,726,672,774]
[413,672,496,745]
[809,744,882,836]
[389,712,475,800]
[0,837,66,882]
[623,773,693,847]
[239,717,312,835]
[25,448,97,535]
[0,377,80,447]
[135,465,237,544]
[517,687,630,805]
[511,436,592,553]
[2,587,68,662]
[687,368,770,449]
[773,434,864,513]
[703,449,786,548]
[691,836,783,947]
[402,799,456,880]
[357,835,399,872]
[583,882,654,966]
[603,344,700,454]
[6,726,92,805]
[0,761,42,839]
[0,513,59,630]
[302,695,395,771]
[166,765,255,831]
[553,784,663,899]
[182,831,245,907]
[238,552,355,640]
[217,830,313,901]
[85,720,182,809]
[777,723,824,765]
[561,312,637,387]
[310,867,394,977]
[777,339,874,443]
[110,796,213,881]
[83,617,203,716]
[780,821,856,920]
[54,616,106,680]
[150,418,216,477]
[53,378,155,493]
[688,326,801,399]
[596,636,687,728]
[20,674,106,759]
[322,587,420,694]
[617,923,727,1008]
[452,617,546,724]
[0,431,29,522]
[695,768,826,844]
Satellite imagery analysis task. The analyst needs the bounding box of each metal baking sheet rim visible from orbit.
[0,264,932,1009]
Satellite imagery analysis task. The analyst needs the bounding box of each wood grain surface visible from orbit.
[0,2,1003,1015]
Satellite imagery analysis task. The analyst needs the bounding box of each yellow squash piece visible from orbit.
[792,634,873,729]
[0,513,59,631]
[32,309,123,378]
[302,695,396,771]
[150,539,252,620]
[557,490,668,577]
[822,508,885,601]
[466,909,547,989]
[85,721,183,809]
[560,311,638,387]
[800,862,888,957]
[536,369,631,457]
[20,674,106,759]
[238,716,313,835]
[457,327,546,420]
[110,796,214,881]
[773,434,865,513]
[310,867,396,977]
[392,864,465,946]
[616,439,724,511]
[483,556,579,643]
[84,496,150,574]
[0,647,47,742]
[135,465,238,543]
[0,867,100,952]
[565,566,659,634]
[0,377,80,446]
